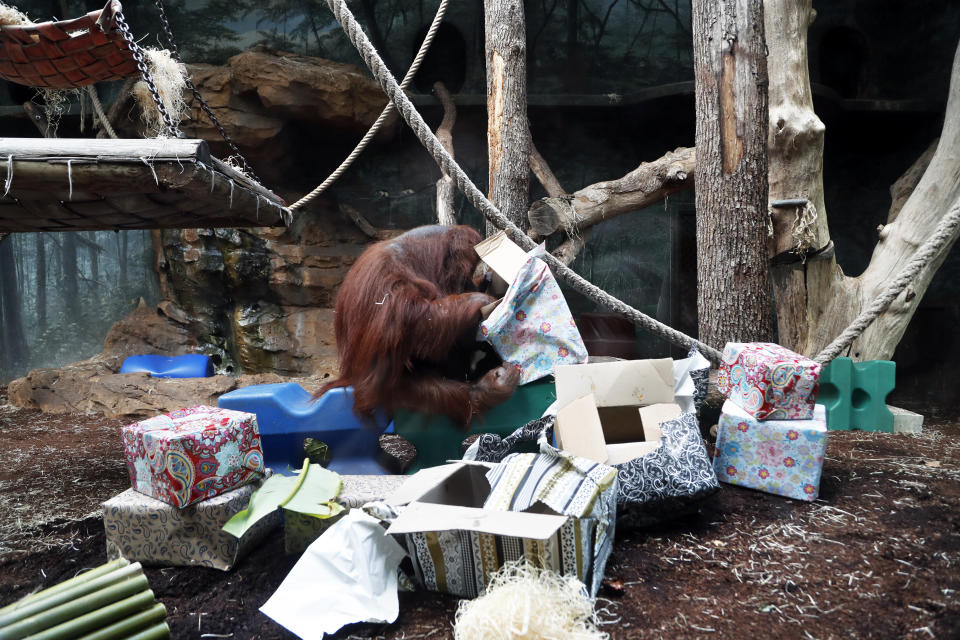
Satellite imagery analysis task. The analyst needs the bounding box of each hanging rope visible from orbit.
[321,0,723,363]
[814,196,960,365]
[290,0,450,211]
[86,85,117,139]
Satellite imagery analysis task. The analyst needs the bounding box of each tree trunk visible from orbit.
[433,81,457,226]
[86,231,100,302]
[692,0,774,347]
[484,0,530,235]
[0,236,28,367]
[36,233,46,330]
[62,232,79,319]
[765,0,960,360]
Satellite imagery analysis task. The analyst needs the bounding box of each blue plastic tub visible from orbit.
[120,354,214,378]
[217,383,394,475]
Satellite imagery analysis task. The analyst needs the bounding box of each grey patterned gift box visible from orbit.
[102,483,280,570]
[283,474,407,555]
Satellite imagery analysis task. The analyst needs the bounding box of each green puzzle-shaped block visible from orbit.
[818,357,895,432]
[394,378,556,473]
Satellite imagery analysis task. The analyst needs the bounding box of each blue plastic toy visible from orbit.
[120,354,214,378]
[217,383,394,475]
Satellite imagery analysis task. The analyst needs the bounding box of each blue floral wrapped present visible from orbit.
[713,400,828,501]
[479,256,587,384]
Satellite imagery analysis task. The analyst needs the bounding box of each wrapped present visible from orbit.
[476,233,587,384]
[102,483,280,570]
[284,474,407,555]
[384,452,617,598]
[122,405,264,508]
[713,400,827,501]
[717,342,821,420]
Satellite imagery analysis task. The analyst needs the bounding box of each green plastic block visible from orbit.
[818,357,896,432]
[394,378,556,473]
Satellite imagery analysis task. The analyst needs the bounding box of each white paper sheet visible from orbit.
[673,349,711,413]
[260,509,407,639]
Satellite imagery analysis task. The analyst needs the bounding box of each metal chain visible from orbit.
[151,0,263,185]
[114,8,180,138]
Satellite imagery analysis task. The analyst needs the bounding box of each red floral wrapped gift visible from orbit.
[717,342,821,420]
[122,406,265,508]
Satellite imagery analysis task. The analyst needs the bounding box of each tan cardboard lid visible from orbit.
[555,393,608,463]
[555,358,675,409]
[605,441,661,465]
[386,501,569,539]
[386,463,467,506]
[637,402,683,442]
[474,231,529,284]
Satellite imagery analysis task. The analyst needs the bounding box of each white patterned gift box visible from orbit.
[717,342,821,420]
[384,453,618,598]
[713,400,828,501]
[102,482,280,570]
[121,405,265,508]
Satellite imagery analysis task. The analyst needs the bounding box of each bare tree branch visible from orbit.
[433,81,457,226]
[529,141,567,198]
[527,146,695,238]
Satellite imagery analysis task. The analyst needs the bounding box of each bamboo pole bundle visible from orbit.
[0,559,169,640]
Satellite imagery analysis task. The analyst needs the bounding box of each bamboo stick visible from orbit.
[23,591,157,640]
[0,560,128,617]
[0,564,144,628]
[121,622,170,640]
[73,604,167,640]
[0,575,149,639]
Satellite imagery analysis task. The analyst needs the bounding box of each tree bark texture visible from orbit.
[692,0,774,347]
[0,236,28,366]
[765,0,960,360]
[433,81,457,226]
[527,147,696,238]
[484,0,530,236]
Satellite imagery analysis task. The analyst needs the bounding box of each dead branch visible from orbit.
[339,203,403,241]
[527,146,695,238]
[529,142,566,198]
[552,228,591,266]
[433,81,457,226]
[888,139,938,224]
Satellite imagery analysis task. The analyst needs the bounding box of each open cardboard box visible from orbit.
[554,359,681,464]
[384,460,615,598]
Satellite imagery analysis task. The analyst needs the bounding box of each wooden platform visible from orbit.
[0,138,291,232]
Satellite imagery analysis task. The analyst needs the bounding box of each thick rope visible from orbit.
[814,196,960,365]
[86,85,118,139]
[290,0,450,211]
[321,0,723,363]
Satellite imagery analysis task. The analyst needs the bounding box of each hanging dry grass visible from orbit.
[132,48,187,136]
[453,562,609,640]
[0,3,30,27]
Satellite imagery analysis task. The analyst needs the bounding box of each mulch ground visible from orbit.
[1,386,958,640]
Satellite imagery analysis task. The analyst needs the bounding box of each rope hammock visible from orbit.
[318,0,960,367]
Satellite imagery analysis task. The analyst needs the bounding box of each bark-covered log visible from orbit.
[527,147,695,238]
[484,0,530,235]
[693,0,774,347]
[529,143,566,198]
[888,139,938,224]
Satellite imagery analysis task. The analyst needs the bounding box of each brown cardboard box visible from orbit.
[554,360,681,464]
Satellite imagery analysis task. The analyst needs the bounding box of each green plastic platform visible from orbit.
[393,378,556,472]
[818,357,896,432]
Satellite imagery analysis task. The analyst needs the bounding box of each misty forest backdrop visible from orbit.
[1,0,959,408]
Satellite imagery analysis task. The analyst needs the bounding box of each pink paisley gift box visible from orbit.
[713,400,827,501]
[121,405,265,508]
[717,342,821,420]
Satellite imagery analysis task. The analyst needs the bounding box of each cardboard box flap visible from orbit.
[637,402,683,442]
[555,358,675,409]
[386,463,469,506]
[605,441,661,465]
[474,231,530,284]
[386,501,569,539]
[555,393,608,463]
